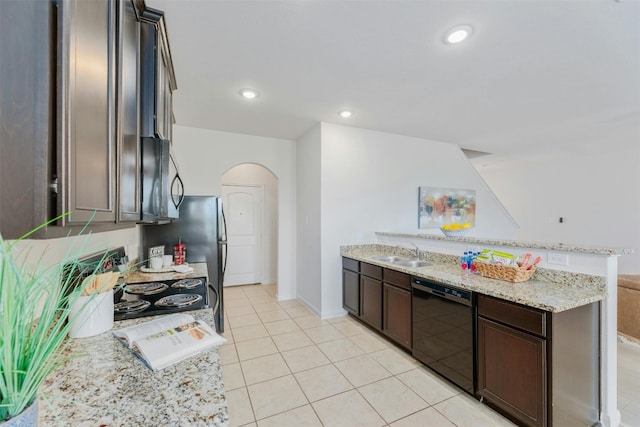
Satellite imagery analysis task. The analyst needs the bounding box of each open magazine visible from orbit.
[113,313,226,371]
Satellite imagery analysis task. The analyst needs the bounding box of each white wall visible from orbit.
[477,146,640,274]
[317,122,517,318]
[222,164,278,284]
[296,124,322,313]
[11,227,140,272]
[171,125,297,299]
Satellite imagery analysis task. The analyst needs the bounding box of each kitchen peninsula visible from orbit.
[39,264,228,426]
[341,232,633,427]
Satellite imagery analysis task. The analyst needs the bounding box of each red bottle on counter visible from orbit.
[174,238,186,265]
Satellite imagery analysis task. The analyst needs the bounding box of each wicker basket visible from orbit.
[474,261,535,283]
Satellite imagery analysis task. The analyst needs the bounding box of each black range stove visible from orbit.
[114,276,210,321]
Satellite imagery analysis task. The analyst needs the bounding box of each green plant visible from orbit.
[0,219,98,421]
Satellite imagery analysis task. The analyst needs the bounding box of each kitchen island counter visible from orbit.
[342,244,607,313]
[39,308,228,426]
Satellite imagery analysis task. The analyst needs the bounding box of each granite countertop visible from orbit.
[39,268,228,427]
[375,231,635,255]
[124,262,209,284]
[342,244,607,313]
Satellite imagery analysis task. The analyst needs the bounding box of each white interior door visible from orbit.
[222,185,262,286]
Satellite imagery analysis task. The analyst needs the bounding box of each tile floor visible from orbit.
[219,284,640,427]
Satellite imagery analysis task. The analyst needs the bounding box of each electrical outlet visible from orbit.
[547,253,569,266]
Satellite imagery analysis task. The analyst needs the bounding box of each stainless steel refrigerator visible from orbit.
[140,195,227,332]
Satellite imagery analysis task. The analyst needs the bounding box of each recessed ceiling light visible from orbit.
[339,110,353,118]
[239,88,259,99]
[444,25,473,44]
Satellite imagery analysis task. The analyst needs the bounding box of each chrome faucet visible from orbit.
[410,243,420,259]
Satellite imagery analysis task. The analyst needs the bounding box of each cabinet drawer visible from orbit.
[360,262,382,280]
[383,268,411,290]
[478,295,547,337]
[342,257,359,272]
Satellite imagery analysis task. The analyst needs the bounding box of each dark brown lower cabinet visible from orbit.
[342,268,360,316]
[477,318,547,426]
[477,296,548,427]
[382,283,411,349]
[360,275,382,329]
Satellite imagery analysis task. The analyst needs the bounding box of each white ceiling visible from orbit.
[147,0,640,167]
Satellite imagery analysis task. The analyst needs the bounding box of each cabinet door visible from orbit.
[155,33,168,139]
[342,268,360,316]
[0,0,57,238]
[383,284,411,349]
[65,0,116,224]
[116,0,141,222]
[477,317,547,427]
[360,275,382,330]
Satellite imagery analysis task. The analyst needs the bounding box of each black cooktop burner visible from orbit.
[114,300,151,314]
[125,282,168,295]
[171,278,203,289]
[114,276,209,321]
[155,293,203,308]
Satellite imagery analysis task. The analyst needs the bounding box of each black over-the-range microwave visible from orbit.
[140,136,184,223]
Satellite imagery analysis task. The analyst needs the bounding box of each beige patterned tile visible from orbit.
[240,353,291,385]
[251,302,283,313]
[256,404,322,427]
[312,390,385,427]
[257,309,291,323]
[226,304,257,317]
[285,306,314,318]
[233,324,269,342]
[228,313,262,328]
[218,343,239,365]
[396,367,460,405]
[389,408,456,427]
[225,297,251,307]
[248,295,275,305]
[330,319,367,337]
[317,337,365,362]
[304,325,345,344]
[434,394,517,426]
[220,328,235,343]
[226,387,255,427]
[349,332,390,353]
[334,355,392,387]
[235,337,278,361]
[327,315,351,324]
[294,364,353,402]
[278,299,303,309]
[263,319,300,335]
[281,345,331,373]
[293,315,328,329]
[369,348,419,375]
[247,375,308,420]
[358,377,427,423]
[221,362,245,391]
[271,331,314,352]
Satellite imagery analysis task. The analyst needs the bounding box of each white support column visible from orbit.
[600,255,621,427]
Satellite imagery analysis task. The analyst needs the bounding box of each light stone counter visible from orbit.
[342,244,606,313]
[124,262,209,283]
[376,231,634,255]
[39,308,228,427]
[39,262,228,426]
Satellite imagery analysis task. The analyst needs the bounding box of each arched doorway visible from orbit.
[221,164,279,293]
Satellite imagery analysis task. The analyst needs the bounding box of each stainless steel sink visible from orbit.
[395,260,432,268]
[370,255,432,268]
[371,255,411,263]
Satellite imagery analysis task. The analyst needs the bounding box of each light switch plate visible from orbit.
[148,245,165,259]
[548,253,569,265]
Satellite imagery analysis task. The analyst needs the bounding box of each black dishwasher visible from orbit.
[411,277,476,396]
